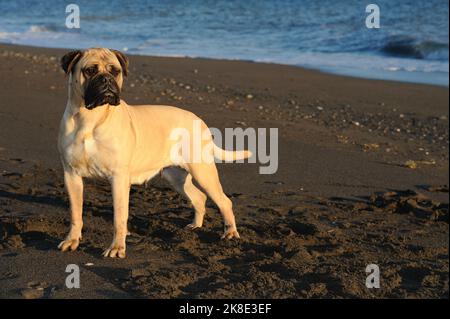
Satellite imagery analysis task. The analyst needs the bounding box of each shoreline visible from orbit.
[0,43,448,298]
[1,42,448,88]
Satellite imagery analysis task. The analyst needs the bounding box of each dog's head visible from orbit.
[61,48,129,110]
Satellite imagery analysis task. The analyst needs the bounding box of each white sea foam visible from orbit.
[29,25,50,33]
[0,0,447,86]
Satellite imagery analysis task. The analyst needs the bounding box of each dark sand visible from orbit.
[0,43,448,298]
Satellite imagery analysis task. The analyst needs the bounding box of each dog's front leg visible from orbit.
[103,174,130,258]
[58,170,84,251]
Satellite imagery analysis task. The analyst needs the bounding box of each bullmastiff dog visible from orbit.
[58,48,251,258]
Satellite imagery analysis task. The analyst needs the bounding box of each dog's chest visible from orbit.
[63,133,111,178]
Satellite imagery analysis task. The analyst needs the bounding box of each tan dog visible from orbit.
[57,48,251,258]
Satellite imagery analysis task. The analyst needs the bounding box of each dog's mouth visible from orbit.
[85,90,120,110]
[84,74,121,110]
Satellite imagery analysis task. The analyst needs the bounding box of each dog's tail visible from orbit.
[213,144,253,161]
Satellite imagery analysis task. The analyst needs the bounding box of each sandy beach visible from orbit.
[0,43,448,298]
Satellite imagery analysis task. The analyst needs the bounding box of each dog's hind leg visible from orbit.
[162,167,207,229]
[187,162,240,239]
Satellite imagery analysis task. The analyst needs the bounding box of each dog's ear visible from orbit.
[61,50,83,74]
[111,49,129,77]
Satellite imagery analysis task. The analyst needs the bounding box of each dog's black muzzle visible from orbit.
[84,73,121,110]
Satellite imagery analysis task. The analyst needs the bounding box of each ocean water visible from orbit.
[0,0,448,86]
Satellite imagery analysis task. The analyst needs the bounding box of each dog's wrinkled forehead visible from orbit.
[61,48,129,76]
[79,48,120,69]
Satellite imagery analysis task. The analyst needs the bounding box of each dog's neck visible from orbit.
[65,73,87,116]
[63,73,124,131]
[66,93,84,116]
[65,88,113,131]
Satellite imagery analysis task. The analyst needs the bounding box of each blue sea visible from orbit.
[0,0,448,86]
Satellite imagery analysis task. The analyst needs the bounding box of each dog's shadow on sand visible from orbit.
[20,231,60,251]
[0,189,67,209]
[0,185,109,254]
[19,229,110,259]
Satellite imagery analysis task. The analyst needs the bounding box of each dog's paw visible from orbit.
[185,222,202,230]
[58,238,80,252]
[221,227,240,240]
[103,243,126,258]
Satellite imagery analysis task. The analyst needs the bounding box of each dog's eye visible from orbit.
[84,66,97,77]
[110,67,121,77]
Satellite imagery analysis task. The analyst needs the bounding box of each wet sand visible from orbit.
[0,43,448,298]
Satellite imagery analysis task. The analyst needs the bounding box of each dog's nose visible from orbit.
[100,76,110,84]
[99,75,114,85]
